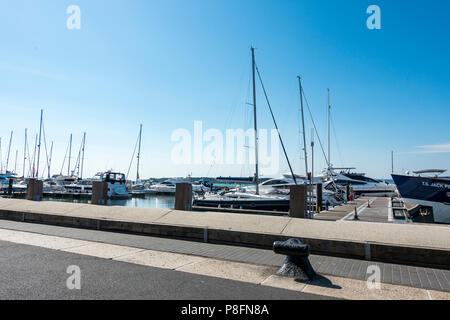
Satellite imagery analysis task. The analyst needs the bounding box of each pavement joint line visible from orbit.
[109,248,148,260]
[173,260,206,271]
[432,269,444,291]
[301,284,309,293]
[56,243,93,251]
[426,290,432,300]
[406,266,413,289]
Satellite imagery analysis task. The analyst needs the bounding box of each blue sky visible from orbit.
[0,0,448,179]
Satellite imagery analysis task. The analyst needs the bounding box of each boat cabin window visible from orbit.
[105,173,125,183]
[336,180,366,186]
[343,174,379,183]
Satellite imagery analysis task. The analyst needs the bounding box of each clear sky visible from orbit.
[0,0,448,179]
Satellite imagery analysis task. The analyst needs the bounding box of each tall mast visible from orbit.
[32,134,37,178]
[251,47,259,195]
[327,89,331,169]
[23,129,27,178]
[81,133,86,180]
[298,76,309,181]
[136,125,142,182]
[68,133,72,176]
[36,109,43,178]
[5,131,13,173]
[391,151,394,174]
[48,141,53,179]
[14,150,18,174]
[75,138,82,177]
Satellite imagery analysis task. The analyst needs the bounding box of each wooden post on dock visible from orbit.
[26,178,43,201]
[91,181,108,205]
[8,179,13,196]
[175,183,193,211]
[289,185,307,218]
[316,183,323,213]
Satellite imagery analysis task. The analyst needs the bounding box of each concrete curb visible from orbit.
[0,208,448,269]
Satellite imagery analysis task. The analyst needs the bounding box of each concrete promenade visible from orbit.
[0,198,449,268]
[0,223,448,299]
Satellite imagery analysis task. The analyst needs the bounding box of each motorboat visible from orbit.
[193,191,290,212]
[194,176,346,211]
[149,179,211,194]
[324,167,397,197]
[88,171,131,199]
[392,169,449,224]
[128,181,155,196]
[149,180,177,194]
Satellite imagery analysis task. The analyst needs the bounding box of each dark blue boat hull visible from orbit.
[392,174,450,223]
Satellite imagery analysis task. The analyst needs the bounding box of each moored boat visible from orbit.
[392,169,450,224]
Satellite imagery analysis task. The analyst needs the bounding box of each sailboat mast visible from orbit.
[5,131,13,173]
[136,124,142,182]
[36,109,43,178]
[23,129,27,178]
[327,89,331,169]
[32,134,37,178]
[298,76,309,181]
[251,47,259,195]
[68,133,72,176]
[48,141,53,179]
[14,150,18,174]
[391,151,394,174]
[81,133,86,180]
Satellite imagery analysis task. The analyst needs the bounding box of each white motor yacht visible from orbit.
[149,179,211,194]
[324,168,397,197]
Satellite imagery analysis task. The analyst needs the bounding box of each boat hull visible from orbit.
[193,198,290,212]
[392,174,450,224]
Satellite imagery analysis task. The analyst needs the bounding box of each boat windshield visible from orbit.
[105,173,126,183]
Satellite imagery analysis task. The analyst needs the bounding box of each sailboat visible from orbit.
[194,48,301,212]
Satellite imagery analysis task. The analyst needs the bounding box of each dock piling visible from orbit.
[91,181,108,205]
[26,178,43,201]
[289,185,307,218]
[175,183,193,211]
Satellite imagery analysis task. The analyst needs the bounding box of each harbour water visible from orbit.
[40,195,175,210]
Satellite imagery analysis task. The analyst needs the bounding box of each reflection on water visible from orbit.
[43,195,175,210]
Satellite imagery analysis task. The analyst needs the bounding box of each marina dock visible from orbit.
[315,197,397,223]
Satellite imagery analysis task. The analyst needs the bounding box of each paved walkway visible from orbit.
[0,198,448,252]
[1,219,449,293]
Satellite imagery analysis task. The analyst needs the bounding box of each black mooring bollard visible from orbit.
[273,238,317,282]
